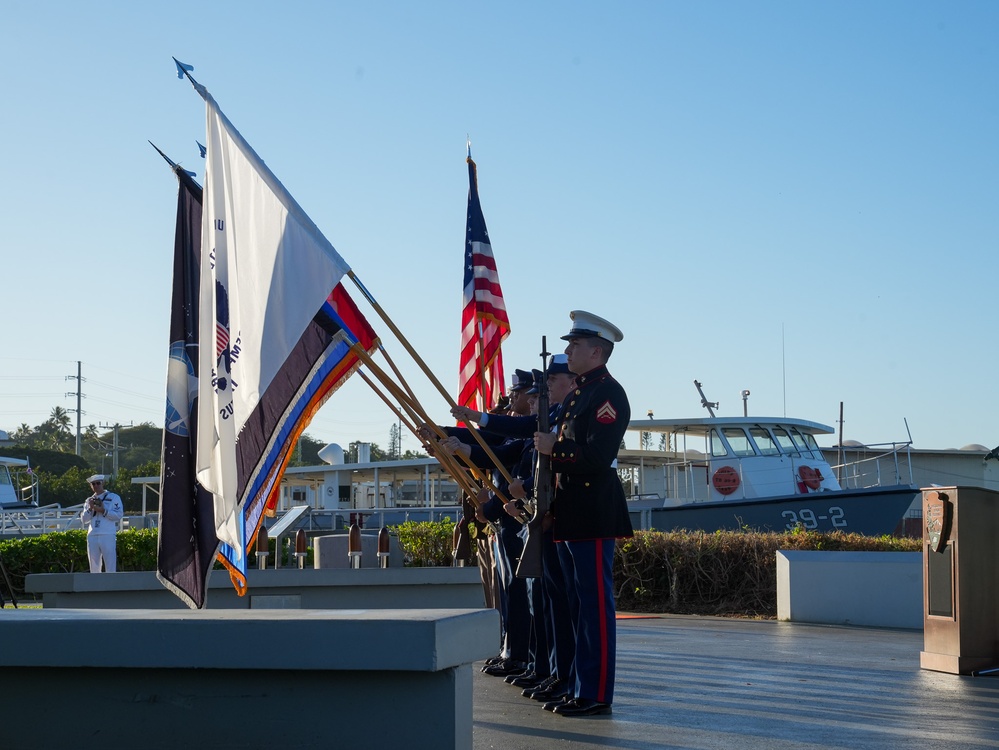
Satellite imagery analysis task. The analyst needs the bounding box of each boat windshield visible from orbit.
[722,428,757,456]
[749,428,780,455]
[789,427,823,459]
[771,427,799,456]
[709,429,728,457]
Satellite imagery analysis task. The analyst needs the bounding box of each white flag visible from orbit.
[196,90,349,559]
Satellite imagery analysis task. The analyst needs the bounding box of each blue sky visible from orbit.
[1,1,996,452]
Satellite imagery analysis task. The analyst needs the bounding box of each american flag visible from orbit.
[215,280,231,358]
[458,154,510,411]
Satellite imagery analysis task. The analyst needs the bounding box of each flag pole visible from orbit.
[356,370,485,506]
[347,270,518,487]
[349,342,520,511]
[173,57,205,95]
[353,370,503,533]
[475,320,489,412]
[149,141,179,169]
[149,141,198,180]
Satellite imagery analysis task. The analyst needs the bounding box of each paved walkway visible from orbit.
[473,615,999,749]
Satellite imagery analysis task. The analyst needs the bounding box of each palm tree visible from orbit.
[11,423,35,443]
[37,407,74,452]
[49,406,72,433]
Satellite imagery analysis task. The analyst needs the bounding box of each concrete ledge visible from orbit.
[777,550,922,629]
[26,566,485,610]
[0,608,498,750]
[0,607,497,670]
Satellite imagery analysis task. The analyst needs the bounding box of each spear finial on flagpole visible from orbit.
[149,140,178,169]
[173,57,194,79]
[148,141,196,177]
[173,57,208,100]
[466,135,471,160]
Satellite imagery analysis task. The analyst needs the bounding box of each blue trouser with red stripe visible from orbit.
[543,528,575,683]
[557,537,617,704]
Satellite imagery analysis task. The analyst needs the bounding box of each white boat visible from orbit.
[624,396,918,535]
[0,457,37,509]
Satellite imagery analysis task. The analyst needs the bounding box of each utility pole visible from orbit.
[65,361,84,455]
[99,422,132,479]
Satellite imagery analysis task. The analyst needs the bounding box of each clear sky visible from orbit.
[1,1,996,453]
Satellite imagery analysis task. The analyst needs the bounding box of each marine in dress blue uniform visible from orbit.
[439,370,535,675]
[536,311,633,717]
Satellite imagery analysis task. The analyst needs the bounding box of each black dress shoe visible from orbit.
[523,675,557,698]
[483,659,527,677]
[482,655,504,668]
[510,672,548,689]
[531,681,567,702]
[504,670,533,684]
[543,695,573,712]
[554,698,612,716]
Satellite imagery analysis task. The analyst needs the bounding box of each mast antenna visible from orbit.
[693,380,717,418]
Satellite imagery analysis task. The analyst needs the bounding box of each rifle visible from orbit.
[515,337,552,579]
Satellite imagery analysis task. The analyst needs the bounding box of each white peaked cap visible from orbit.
[560,310,624,343]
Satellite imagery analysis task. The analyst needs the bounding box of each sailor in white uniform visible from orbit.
[80,474,124,573]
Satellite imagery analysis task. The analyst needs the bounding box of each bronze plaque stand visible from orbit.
[920,486,999,675]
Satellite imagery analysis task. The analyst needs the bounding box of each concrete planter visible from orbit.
[776,550,922,629]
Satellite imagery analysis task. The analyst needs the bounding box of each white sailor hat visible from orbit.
[86,474,106,484]
[560,310,624,344]
[547,353,571,374]
[509,369,533,392]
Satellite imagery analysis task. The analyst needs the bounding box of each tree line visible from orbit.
[2,408,426,511]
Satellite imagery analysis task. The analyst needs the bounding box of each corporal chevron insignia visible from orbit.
[596,401,618,424]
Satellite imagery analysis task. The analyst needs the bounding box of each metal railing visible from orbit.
[0,504,84,536]
[830,441,914,490]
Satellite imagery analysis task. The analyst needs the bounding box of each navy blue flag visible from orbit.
[156,165,219,609]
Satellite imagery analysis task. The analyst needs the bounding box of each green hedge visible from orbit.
[1,523,921,617]
[0,529,159,600]
[393,518,459,567]
[614,528,921,616]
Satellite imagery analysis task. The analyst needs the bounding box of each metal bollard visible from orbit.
[294,528,308,570]
[377,526,390,569]
[255,525,269,570]
[348,522,362,569]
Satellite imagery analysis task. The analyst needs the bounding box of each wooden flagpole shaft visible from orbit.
[373,341,524,520]
[353,345,514,507]
[347,270,518,487]
[356,368,484,506]
[476,320,489,412]
[350,343,519,515]
[376,343,421,410]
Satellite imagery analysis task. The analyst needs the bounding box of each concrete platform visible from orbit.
[472,615,999,749]
[26,566,485,609]
[1,608,498,750]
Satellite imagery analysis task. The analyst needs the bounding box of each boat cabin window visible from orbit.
[771,427,799,456]
[722,428,757,456]
[749,428,780,455]
[789,428,824,459]
[709,430,729,457]
[0,467,11,486]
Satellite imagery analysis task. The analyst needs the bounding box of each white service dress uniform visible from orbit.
[80,490,124,572]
